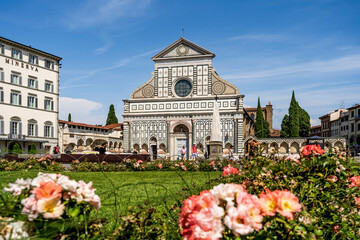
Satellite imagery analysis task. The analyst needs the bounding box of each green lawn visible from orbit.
[0,171,220,220]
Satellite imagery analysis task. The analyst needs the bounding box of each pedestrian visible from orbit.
[191,144,197,160]
[56,145,60,154]
[180,145,186,160]
[229,145,234,161]
[99,143,106,154]
[52,146,57,154]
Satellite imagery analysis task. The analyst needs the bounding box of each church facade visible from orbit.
[123,38,249,159]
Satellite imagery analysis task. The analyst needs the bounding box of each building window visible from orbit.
[44,99,54,111]
[0,69,4,81]
[0,117,4,134]
[45,60,54,70]
[44,124,54,138]
[28,123,35,136]
[29,54,38,65]
[11,74,22,85]
[44,125,51,137]
[11,49,22,60]
[174,79,192,97]
[10,92,21,105]
[27,95,38,108]
[28,78,38,88]
[351,123,355,132]
[0,89,3,103]
[10,121,22,135]
[0,44,4,55]
[351,111,355,118]
[45,82,54,92]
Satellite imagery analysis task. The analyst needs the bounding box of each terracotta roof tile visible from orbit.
[58,120,122,130]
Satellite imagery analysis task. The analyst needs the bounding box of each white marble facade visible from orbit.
[123,38,245,159]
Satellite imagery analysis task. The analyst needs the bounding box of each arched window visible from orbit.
[27,119,38,137]
[44,121,54,138]
[250,114,255,120]
[10,116,22,135]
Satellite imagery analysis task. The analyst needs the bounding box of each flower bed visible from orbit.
[68,159,239,172]
[110,146,360,239]
[0,156,65,172]
[1,145,360,239]
[1,172,100,239]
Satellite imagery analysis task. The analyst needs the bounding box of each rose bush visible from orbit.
[1,172,101,239]
[109,145,360,239]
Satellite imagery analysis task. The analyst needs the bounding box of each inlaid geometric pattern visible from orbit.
[157,67,169,97]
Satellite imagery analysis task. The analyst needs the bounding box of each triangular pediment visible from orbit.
[152,37,215,61]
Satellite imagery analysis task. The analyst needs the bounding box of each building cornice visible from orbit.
[0,36,62,61]
[123,94,244,103]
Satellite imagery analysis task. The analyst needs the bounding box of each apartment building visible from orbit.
[0,36,61,154]
[348,104,360,154]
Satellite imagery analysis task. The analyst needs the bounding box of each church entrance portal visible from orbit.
[172,124,190,160]
[150,137,157,160]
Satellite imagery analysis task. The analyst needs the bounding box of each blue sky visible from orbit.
[1,0,359,128]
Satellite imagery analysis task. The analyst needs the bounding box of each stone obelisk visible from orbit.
[209,99,223,159]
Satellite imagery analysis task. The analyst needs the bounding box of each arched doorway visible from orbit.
[172,123,190,159]
[205,136,211,157]
[150,137,157,160]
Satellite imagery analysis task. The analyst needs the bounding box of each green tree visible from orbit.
[281,91,311,138]
[29,144,37,154]
[264,120,271,138]
[299,107,310,137]
[12,143,22,154]
[68,113,72,122]
[288,91,300,137]
[254,98,270,138]
[106,104,118,125]
[280,114,290,137]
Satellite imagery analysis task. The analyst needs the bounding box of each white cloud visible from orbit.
[65,0,152,29]
[229,34,287,42]
[94,40,114,55]
[59,97,104,124]
[65,48,159,83]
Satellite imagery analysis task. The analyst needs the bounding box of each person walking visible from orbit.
[191,144,197,160]
[99,143,106,154]
[180,145,186,160]
[229,145,234,161]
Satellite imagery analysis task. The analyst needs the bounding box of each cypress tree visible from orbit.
[254,98,270,138]
[299,107,310,137]
[68,113,72,122]
[280,114,290,137]
[288,91,300,137]
[281,91,311,138]
[106,104,118,125]
[264,120,271,138]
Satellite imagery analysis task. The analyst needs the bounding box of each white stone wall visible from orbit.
[0,38,60,153]
[58,123,123,153]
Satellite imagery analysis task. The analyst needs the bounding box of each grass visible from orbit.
[0,170,220,222]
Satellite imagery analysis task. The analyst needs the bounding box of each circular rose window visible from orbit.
[174,79,192,97]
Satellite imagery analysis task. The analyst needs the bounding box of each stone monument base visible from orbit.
[209,141,223,159]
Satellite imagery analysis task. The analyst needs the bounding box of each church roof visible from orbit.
[151,37,215,61]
